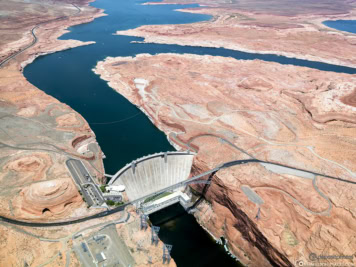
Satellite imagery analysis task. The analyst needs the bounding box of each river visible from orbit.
[23,0,356,265]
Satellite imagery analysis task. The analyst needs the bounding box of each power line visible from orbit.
[89,112,141,125]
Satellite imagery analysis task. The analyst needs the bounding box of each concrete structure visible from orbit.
[95,252,106,263]
[109,152,195,201]
[102,186,124,203]
[141,191,191,215]
[241,185,264,205]
[103,193,123,202]
[260,162,314,179]
[106,185,126,193]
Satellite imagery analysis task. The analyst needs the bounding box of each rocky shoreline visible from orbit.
[93,53,356,266]
[0,0,177,265]
[114,2,356,68]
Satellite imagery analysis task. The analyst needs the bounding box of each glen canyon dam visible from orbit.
[0,0,356,266]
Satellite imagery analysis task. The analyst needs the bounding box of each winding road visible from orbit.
[0,154,355,227]
[0,4,81,68]
[1,120,355,227]
[1,17,355,225]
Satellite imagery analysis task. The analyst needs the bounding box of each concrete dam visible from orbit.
[109,152,195,202]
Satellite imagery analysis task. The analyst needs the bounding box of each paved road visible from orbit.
[66,159,104,206]
[0,4,81,68]
[185,133,255,159]
[1,156,354,227]
[172,132,356,179]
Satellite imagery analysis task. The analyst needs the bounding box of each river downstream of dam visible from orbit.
[23,0,356,266]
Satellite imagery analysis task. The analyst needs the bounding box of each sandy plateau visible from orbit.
[116,0,356,68]
[0,0,105,214]
[0,0,181,265]
[0,0,110,266]
[94,53,356,266]
[0,0,174,265]
[1,0,356,265]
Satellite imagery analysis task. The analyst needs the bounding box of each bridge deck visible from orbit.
[141,191,191,215]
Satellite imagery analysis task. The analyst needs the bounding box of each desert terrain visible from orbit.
[0,0,106,212]
[1,0,356,265]
[0,0,173,265]
[0,0,107,264]
[105,2,356,264]
[94,53,356,266]
[0,0,156,265]
[116,0,356,67]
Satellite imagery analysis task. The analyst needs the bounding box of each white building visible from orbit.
[106,185,125,194]
[95,252,106,263]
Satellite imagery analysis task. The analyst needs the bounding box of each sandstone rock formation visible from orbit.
[94,53,356,266]
[0,0,106,265]
[16,178,83,217]
[3,153,52,182]
[0,0,105,219]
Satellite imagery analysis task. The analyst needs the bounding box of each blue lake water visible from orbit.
[24,0,212,175]
[323,20,356,34]
[23,0,356,265]
[24,0,356,174]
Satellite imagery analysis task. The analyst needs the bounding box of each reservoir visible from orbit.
[323,20,356,34]
[23,0,356,265]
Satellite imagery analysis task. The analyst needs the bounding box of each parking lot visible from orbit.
[66,159,105,207]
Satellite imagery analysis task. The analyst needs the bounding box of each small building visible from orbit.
[95,252,107,263]
[105,195,122,202]
[93,235,106,242]
[73,234,82,239]
[106,185,125,193]
[81,242,88,252]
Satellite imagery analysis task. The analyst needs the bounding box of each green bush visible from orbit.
[106,200,115,206]
[100,185,106,193]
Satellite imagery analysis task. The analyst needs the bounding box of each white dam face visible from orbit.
[110,152,195,201]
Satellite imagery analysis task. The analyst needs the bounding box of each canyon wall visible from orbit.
[94,53,356,266]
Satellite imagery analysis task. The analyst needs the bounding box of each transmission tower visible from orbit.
[163,244,173,264]
[140,214,148,230]
[151,226,160,246]
[148,256,153,265]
